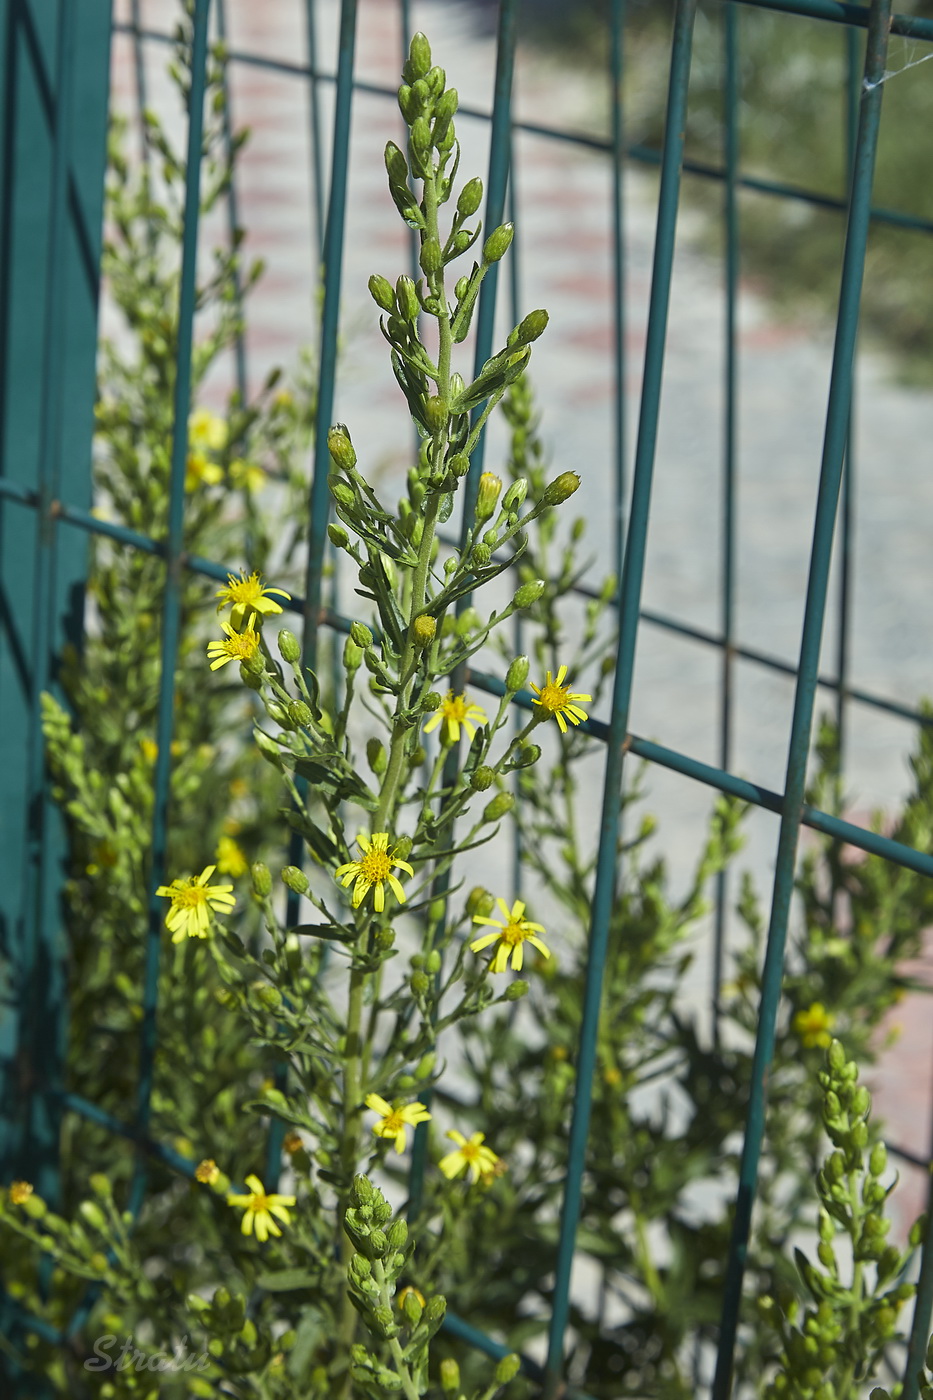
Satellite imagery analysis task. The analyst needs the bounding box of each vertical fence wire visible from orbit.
[129,0,212,1218]
[543,1,699,1390]
[711,1,892,1392]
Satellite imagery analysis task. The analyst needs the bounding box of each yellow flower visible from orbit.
[216,570,290,630]
[439,1130,501,1185]
[215,834,249,879]
[184,449,224,492]
[793,1001,835,1049]
[189,407,228,452]
[422,691,487,745]
[470,897,550,974]
[530,665,591,734]
[335,833,413,913]
[230,458,267,494]
[8,1181,33,1206]
[195,1159,220,1185]
[155,864,236,942]
[282,1131,304,1156]
[365,1094,432,1154]
[227,1174,295,1242]
[207,614,261,671]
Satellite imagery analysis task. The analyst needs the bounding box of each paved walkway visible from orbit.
[110,0,933,1230]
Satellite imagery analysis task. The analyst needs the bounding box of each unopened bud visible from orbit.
[344,637,364,672]
[367,738,387,775]
[411,971,430,997]
[282,866,309,895]
[328,474,355,508]
[541,471,580,506]
[420,237,442,275]
[515,743,541,767]
[406,32,432,81]
[869,1143,887,1177]
[350,621,374,649]
[514,308,549,344]
[513,578,545,609]
[505,655,529,692]
[256,983,282,1010]
[412,614,436,647]
[502,478,528,510]
[448,451,469,478]
[457,177,483,217]
[423,691,442,712]
[440,1358,461,1393]
[506,980,529,1002]
[483,223,514,264]
[495,1354,521,1384]
[483,792,514,823]
[471,543,491,569]
[278,629,301,663]
[328,522,350,549]
[470,766,495,791]
[474,472,502,523]
[251,863,272,898]
[424,396,449,433]
[467,886,495,919]
[368,274,395,312]
[327,425,357,472]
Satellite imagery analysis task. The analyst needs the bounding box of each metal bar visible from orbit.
[128,0,212,1219]
[713,0,740,1046]
[544,2,699,1391]
[712,2,892,1392]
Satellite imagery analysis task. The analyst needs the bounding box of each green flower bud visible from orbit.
[851,1120,869,1149]
[471,542,491,569]
[344,637,364,671]
[432,88,458,144]
[394,275,419,322]
[416,1052,436,1079]
[827,1039,846,1074]
[256,983,282,1010]
[483,223,514,264]
[397,82,419,123]
[851,1085,870,1118]
[327,424,357,472]
[328,473,356,509]
[423,691,443,712]
[251,862,273,898]
[278,629,301,663]
[470,765,495,791]
[541,470,581,506]
[515,743,541,768]
[412,614,436,648]
[457,177,483,217]
[411,971,430,997]
[89,1174,112,1199]
[475,471,502,523]
[424,395,449,433]
[351,621,374,648]
[513,578,545,609]
[367,738,387,775]
[288,700,312,728]
[420,236,442,275]
[506,980,529,1001]
[328,522,350,549]
[243,647,266,677]
[425,950,442,975]
[385,141,410,187]
[869,1142,887,1177]
[282,865,309,895]
[405,32,432,82]
[483,792,514,823]
[368,274,395,312]
[448,451,469,477]
[513,308,549,344]
[440,1358,461,1393]
[79,1200,106,1231]
[466,886,495,918]
[495,1354,521,1384]
[506,655,529,692]
[402,1288,423,1325]
[424,1295,447,1326]
[502,478,528,510]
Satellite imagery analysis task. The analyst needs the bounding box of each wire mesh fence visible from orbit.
[3,0,933,1394]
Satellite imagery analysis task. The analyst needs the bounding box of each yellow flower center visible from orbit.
[536,682,571,714]
[225,630,260,661]
[443,693,469,721]
[173,882,210,910]
[382,1111,405,1135]
[459,1140,481,1162]
[360,850,392,882]
[501,920,528,947]
[246,1189,271,1211]
[225,573,264,605]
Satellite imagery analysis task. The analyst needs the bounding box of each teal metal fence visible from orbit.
[3,0,933,1394]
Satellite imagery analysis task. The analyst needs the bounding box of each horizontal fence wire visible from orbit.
[3,0,933,1394]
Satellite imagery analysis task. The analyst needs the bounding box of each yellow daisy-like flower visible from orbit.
[365,1094,432,1154]
[195,1159,220,1185]
[155,864,236,942]
[189,407,228,452]
[439,1130,501,1185]
[226,1174,295,1242]
[216,570,291,630]
[230,458,267,494]
[422,691,488,745]
[184,449,224,492]
[793,1001,835,1050]
[334,833,414,913]
[207,614,261,671]
[470,897,551,974]
[529,664,591,734]
[8,1181,33,1206]
[215,834,249,879]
